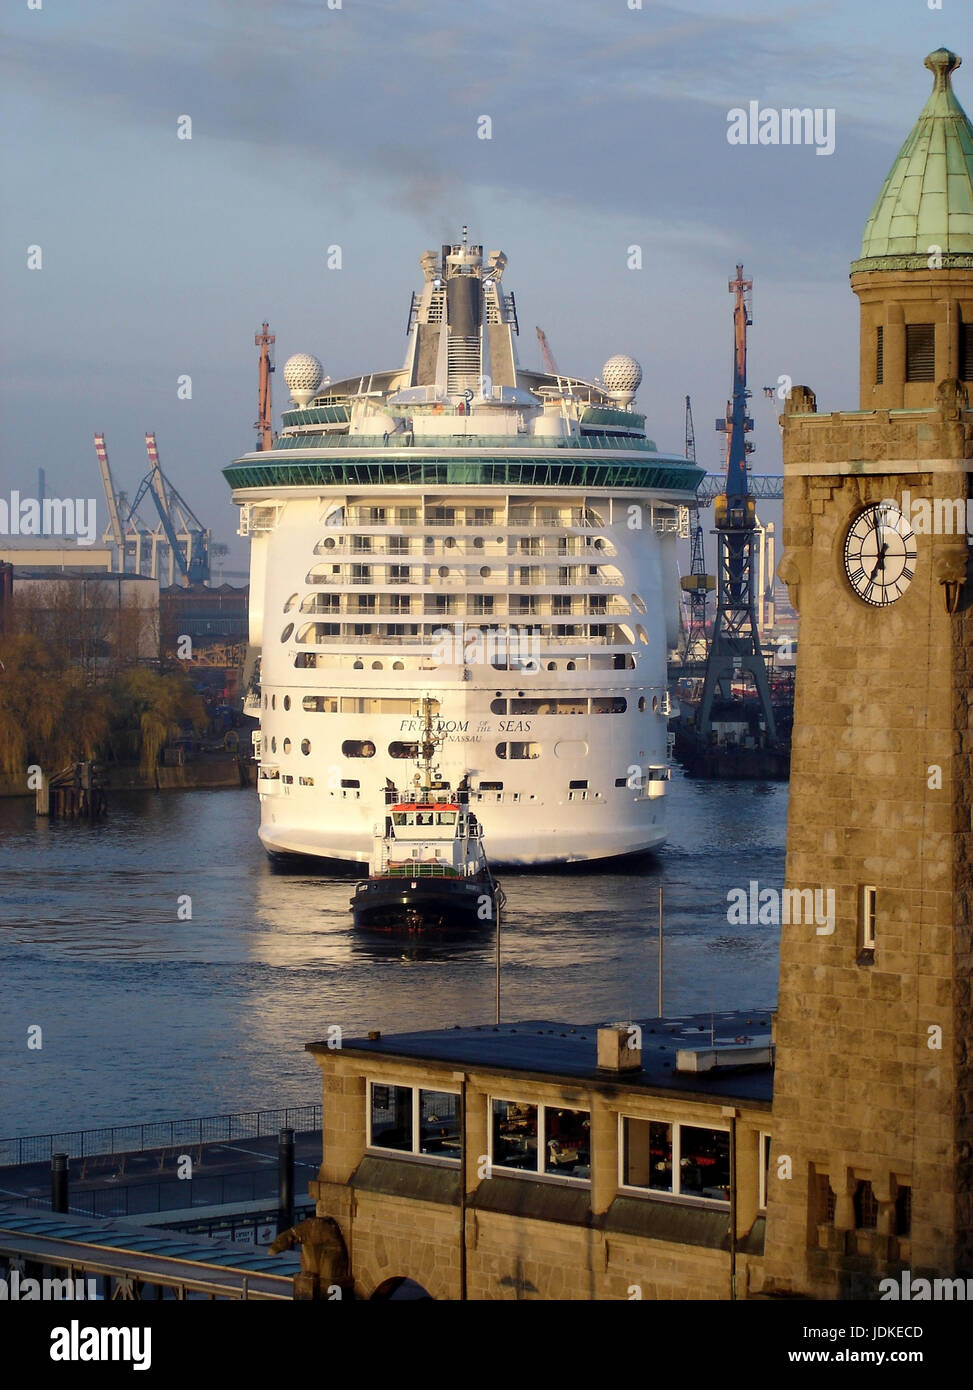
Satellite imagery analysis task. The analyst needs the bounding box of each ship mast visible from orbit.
[413,697,445,799]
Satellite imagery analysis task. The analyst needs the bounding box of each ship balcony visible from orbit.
[290,625,634,649]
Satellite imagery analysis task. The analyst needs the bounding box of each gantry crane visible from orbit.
[696,265,777,743]
[678,397,715,664]
[94,433,124,554]
[122,434,210,585]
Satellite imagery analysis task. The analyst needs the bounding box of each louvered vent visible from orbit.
[905,323,935,382]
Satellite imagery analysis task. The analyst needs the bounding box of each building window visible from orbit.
[859,884,876,962]
[490,1100,590,1180]
[815,1172,836,1225]
[620,1118,730,1203]
[758,1133,773,1209]
[367,1083,460,1160]
[876,325,884,384]
[905,323,935,381]
[895,1184,912,1237]
[854,1179,878,1229]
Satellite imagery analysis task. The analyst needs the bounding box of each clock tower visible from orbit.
[760,49,973,1297]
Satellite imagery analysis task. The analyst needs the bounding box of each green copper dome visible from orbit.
[852,49,973,272]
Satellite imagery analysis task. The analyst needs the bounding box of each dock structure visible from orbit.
[36,763,107,818]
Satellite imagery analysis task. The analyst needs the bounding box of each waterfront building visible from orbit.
[303,1015,773,1300]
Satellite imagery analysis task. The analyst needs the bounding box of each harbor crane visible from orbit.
[120,434,211,586]
[695,265,777,744]
[535,325,558,376]
[678,397,714,664]
[255,322,276,450]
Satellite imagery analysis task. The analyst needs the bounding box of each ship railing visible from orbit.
[381,862,465,879]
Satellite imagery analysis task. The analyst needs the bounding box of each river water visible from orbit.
[0,774,786,1138]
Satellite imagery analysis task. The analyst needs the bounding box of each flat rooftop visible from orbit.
[308,1008,775,1106]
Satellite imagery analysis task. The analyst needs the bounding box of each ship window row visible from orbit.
[288,602,629,632]
[310,536,618,560]
[304,565,622,586]
[265,736,313,755]
[225,459,701,492]
[287,623,635,649]
[288,652,636,673]
[490,697,627,715]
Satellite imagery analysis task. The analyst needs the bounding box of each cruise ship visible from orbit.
[224,233,703,866]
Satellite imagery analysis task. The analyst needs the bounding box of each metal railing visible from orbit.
[0,1103,320,1169]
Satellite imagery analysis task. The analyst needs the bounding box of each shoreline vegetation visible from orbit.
[0,580,248,797]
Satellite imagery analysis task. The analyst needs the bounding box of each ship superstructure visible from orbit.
[224,232,704,865]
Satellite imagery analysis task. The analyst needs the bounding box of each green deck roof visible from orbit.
[853,49,973,272]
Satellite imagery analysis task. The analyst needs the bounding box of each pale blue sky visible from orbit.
[1,0,964,569]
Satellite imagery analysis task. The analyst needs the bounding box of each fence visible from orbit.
[0,1103,320,1169]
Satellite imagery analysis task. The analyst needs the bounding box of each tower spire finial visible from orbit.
[924,47,961,93]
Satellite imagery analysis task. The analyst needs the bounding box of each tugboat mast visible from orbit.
[413,697,445,798]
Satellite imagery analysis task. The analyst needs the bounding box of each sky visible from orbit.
[1,0,966,575]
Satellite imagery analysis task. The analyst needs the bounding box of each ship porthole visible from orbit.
[652,696,659,712]
[271,737,277,753]
[393,661,404,670]
[638,696,646,712]
[284,593,298,612]
[438,566,449,578]
[281,623,294,642]
[283,738,292,754]
[354,660,364,669]
[271,694,277,710]
[566,661,576,671]
[636,624,649,645]
[301,739,311,756]
[372,661,383,669]
[631,593,647,614]
[547,662,557,671]
[480,567,491,578]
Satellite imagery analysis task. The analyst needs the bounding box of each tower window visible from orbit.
[961,324,973,381]
[859,884,876,962]
[905,323,935,381]
[853,1179,878,1230]
[876,325,884,384]
[895,1185,912,1237]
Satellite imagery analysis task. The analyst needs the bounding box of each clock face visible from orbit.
[843,503,917,606]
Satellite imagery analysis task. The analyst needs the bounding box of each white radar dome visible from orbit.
[283,353,324,406]
[601,354,643,407]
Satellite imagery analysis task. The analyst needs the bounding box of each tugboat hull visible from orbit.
[351,876,498,932]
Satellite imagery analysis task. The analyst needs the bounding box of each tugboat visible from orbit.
[350,699,505,932]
